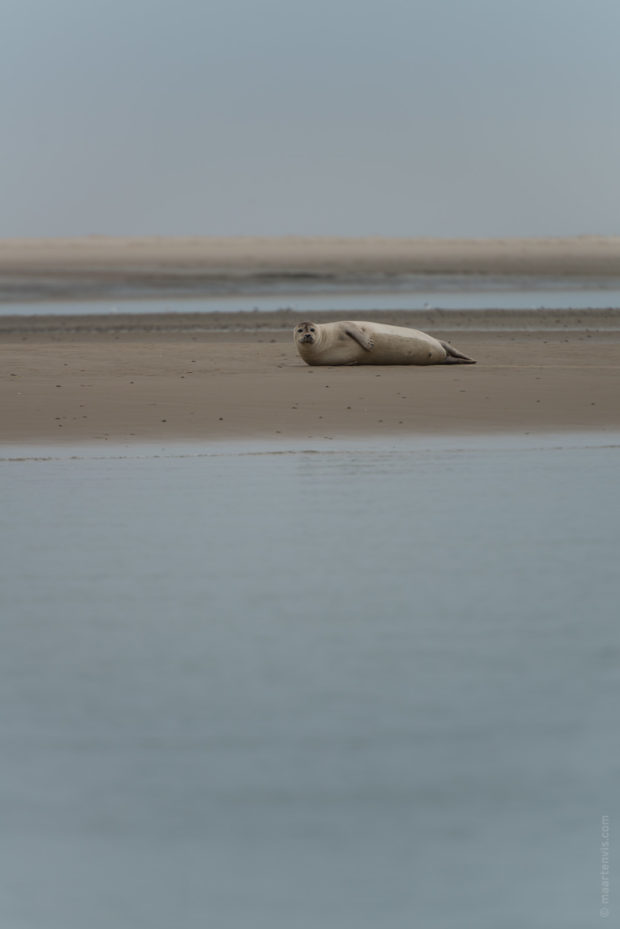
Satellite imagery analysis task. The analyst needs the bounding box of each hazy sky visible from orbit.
[2,0,619,238]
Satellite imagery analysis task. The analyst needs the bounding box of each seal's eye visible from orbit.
[310,327,315,332]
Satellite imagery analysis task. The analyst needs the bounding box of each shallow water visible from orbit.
[3,275,620,315]
[1,434,619,928]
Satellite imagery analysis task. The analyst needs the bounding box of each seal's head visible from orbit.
[294,321,319,345]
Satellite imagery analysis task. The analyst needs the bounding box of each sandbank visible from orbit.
[1,235,620,301]
[1,310,618,444]
[1,236,618,444]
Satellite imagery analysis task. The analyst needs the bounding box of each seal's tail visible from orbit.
[440,341,476,364]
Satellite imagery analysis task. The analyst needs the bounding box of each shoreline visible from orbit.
[3,430,619,457]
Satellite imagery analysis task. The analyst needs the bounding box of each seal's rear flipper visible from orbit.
[441,341,476,364]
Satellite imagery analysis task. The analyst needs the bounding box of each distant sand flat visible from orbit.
[1,236,620,283]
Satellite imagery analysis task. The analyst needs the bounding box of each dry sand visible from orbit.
[2,234,620,276]
[1,236,619,444]
[2,314,619,445]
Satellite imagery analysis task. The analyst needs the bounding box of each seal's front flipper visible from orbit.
[344,323,374,351]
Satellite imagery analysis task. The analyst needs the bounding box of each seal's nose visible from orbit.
[301,334,314,343]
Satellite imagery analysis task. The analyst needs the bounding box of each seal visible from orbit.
[294,320,476,366]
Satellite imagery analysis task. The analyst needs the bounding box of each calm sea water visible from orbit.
[2,277,620,316]
[1,434,619,929]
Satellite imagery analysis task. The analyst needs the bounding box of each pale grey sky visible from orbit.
[2,0,619,237]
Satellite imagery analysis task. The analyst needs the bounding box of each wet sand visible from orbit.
[2,311,619,444]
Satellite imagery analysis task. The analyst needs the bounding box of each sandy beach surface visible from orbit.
[1,237,619,444]
[2,311,619,444]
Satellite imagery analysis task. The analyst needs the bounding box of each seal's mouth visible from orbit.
[299,333,315,344]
